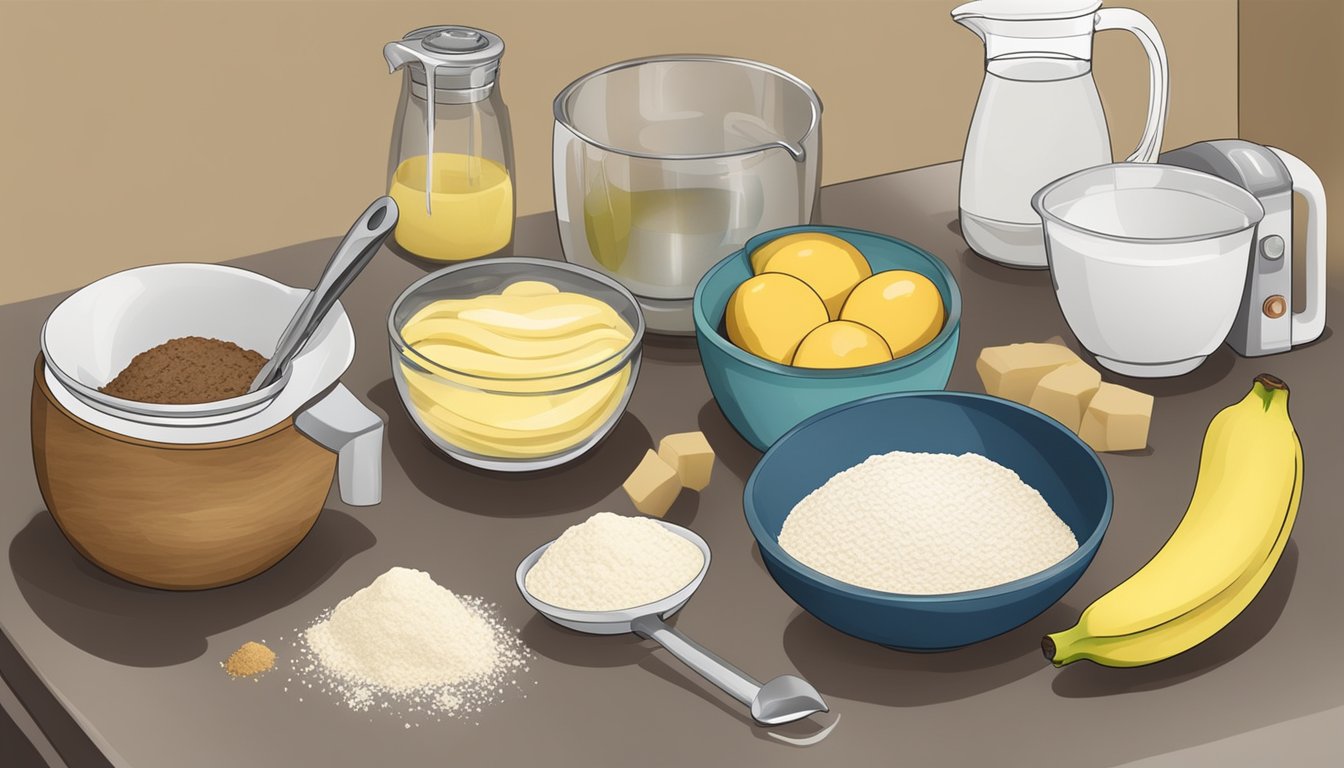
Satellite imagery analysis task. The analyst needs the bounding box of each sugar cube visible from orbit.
[1079,383,1154,452]
[623,450,682,518]
[1029,361,1102,432]
[657,431,715,491]
[977,342,1082,404]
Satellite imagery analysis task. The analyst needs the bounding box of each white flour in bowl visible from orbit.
[525,512,704,611]
[778,451,1078,594]
[296,567,532,722]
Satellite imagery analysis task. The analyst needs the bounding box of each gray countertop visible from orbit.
[2,162,1341,767]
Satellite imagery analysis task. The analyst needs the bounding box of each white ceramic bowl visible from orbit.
[41,263,354,431]
[1034,163,1265,377]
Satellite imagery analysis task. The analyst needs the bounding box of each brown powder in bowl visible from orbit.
[224,641,276,678]
[99,336,268,404]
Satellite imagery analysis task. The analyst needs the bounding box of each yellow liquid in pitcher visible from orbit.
[389,153,514,261]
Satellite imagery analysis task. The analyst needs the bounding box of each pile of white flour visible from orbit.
[779,451,1078,594]
[296,567,531,722]
[525,512,704,611]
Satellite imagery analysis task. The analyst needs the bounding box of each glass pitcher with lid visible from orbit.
[384,26,514,262]
[953,0,1168,269]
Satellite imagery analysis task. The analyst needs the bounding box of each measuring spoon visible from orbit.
[515,521,828,726]
[249,197,398,392]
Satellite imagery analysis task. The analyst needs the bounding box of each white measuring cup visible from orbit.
[515,521,828,726]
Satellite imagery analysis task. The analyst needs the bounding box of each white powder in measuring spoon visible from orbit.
[298,567,531,721]
[525,512,705,611]
[779,452,1078,594]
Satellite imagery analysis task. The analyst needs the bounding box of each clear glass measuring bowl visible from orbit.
[553,55,822,335]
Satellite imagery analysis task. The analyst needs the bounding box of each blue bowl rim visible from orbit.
[743,390,1114,603]
[692,225,963,380]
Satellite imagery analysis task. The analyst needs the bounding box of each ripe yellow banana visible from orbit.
[1045,374,1302,668]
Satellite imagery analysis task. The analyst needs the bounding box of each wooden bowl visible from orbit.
[30,357,338,590]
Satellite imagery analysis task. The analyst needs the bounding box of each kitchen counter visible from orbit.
[2,162,1341,767]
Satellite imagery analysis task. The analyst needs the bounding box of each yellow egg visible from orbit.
[726,273,829,364]
[750,233,872,319]
[840,270,945,357]
[792,321,894,369]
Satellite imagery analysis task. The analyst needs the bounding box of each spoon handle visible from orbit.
[631,613,761,707]
[250,197,399,391]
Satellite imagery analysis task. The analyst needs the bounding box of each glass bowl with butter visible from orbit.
[388,257,645,471]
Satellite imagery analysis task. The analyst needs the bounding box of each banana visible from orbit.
[1044,374,1302,668]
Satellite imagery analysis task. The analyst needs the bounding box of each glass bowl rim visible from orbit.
[387,257,646,389]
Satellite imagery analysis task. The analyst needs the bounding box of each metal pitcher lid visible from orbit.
[385,26,505,89]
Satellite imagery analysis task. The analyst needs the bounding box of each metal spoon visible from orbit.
[249,197,398,392]
[515,521,828,726]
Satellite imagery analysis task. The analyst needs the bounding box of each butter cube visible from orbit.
[1029,361,1102,432]
[1079,383,1154,452]
[658,431,715,491]
[976,343,1082,404]
[623,450,682,518]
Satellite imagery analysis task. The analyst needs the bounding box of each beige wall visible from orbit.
[1239,0,1344,280]
[0,0,1237,304]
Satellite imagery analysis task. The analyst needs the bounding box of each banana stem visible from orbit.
[1254,373,1287,391]
[1252,374,1289,411]
[1042,624,1091,667]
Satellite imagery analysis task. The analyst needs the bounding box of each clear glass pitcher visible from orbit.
[384,26,514,262]
[553,55,822,335]
[953,0,1168,269]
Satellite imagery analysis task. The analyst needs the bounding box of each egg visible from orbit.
[792,320,894,369]
[726,273,829,364]
[840,270,945,357]
[750,233,872,319]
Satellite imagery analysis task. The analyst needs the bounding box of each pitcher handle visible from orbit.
[1095,8,1169,164]
[295,384,384,506]
[1268,147,1328,346]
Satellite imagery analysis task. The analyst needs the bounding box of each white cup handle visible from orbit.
[1268,147,1328,347]
[294,383,384,506]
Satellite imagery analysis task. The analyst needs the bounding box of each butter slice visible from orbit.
[977,343,1082,404]
[1029,361,1102,432]
[623,450,682,518]
[657,431,715,491]
[1079,383,1154,452]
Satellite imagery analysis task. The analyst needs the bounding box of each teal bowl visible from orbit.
[693,225,961,451]
[745,391,1112,651]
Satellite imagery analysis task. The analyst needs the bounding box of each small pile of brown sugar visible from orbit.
[100,336,267,404]
[224,641,276,678]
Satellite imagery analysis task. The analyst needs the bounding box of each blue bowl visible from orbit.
[693,225,961,451]
[744,391,1112,651]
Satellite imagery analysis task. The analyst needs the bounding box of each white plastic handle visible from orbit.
[1269,147,1328,346]
[1095,8,1170,164]
[294,383,384,507]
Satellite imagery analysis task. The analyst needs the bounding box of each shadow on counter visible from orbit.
[383,207,564,272]
[366,378,654,518]
[642,333,702,366]
[779,600,1076,708]
[696,400,761,483]
[1050,541,1300,698]
[9,508,374,667]
[638,652,843,748]
[520,613,838,747]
